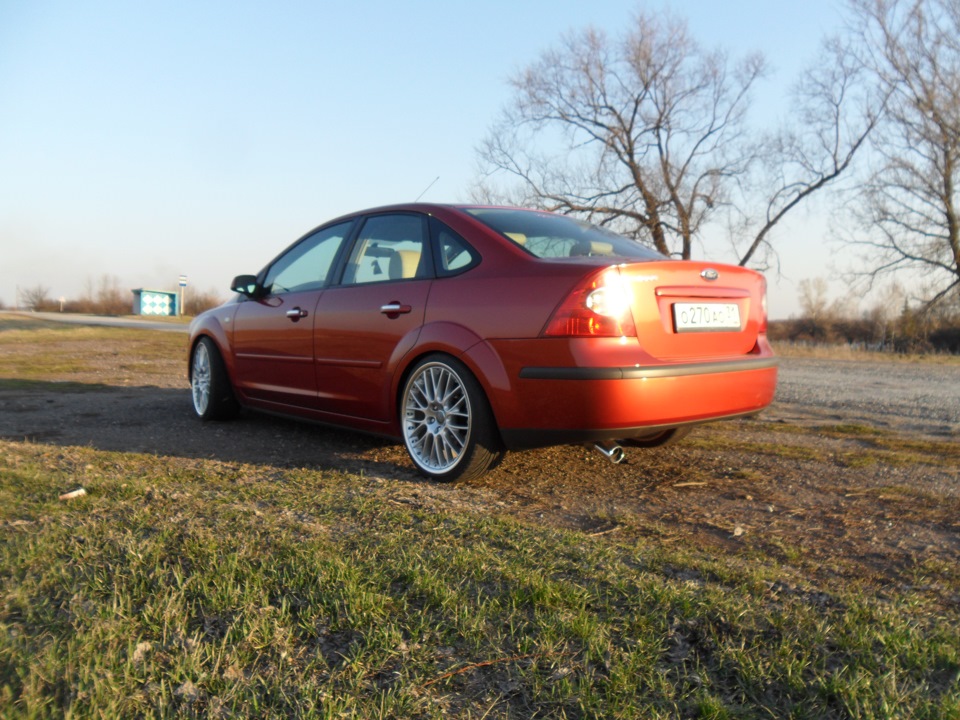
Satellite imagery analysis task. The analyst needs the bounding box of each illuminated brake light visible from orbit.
[544,267,637,337]
[759,276,769,333]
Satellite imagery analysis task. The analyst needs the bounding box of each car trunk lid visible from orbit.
[619,261,765,361]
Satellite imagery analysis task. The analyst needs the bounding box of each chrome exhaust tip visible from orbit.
[592,441,625,464]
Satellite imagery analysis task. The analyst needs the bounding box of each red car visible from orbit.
[189,204,777,481]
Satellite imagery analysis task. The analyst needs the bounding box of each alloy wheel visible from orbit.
[403,362,473,474]
[191,342,211,416]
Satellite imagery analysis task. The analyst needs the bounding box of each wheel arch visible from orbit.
[187,316,234,386]
[395,349,506,481]
[390,323,512,436]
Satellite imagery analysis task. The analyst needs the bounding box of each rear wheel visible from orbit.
[191,337,240,421]
[401,355,503,482]
[619,426,692,448]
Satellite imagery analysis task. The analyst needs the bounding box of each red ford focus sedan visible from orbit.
[189,204,777,481]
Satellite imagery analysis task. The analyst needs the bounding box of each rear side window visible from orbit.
[431,219,478,277]
[465,208,664,260]
[341,214,429,285]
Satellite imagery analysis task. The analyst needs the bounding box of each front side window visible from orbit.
[341,214,428,285]
[264,222,351,295]
[465,208,665,260]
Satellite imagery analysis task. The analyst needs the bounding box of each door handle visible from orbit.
[380,302,412,316]
[286,307,308,321]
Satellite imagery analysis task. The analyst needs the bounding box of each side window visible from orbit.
[341,214,428,285]
[432,220,478,277]
[264,222,351,295]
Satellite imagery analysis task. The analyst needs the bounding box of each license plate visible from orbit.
[673,303,741,332]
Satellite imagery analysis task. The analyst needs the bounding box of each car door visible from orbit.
[231,222,351,409]
[313,213,432,422]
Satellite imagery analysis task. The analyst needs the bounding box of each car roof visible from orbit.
[322,203,547,221]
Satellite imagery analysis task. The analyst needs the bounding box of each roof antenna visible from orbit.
[415,176,440,202]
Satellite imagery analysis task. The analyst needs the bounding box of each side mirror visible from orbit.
[230,275,261,297]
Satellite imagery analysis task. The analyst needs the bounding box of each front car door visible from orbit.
[231,221,351,409]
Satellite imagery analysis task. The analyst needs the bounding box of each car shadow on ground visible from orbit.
[0,381,427,483]
[0,379,692,494]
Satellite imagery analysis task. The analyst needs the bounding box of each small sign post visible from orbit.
[178,275,188,317]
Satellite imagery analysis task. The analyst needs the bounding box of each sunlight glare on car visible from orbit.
[586,268,631,319]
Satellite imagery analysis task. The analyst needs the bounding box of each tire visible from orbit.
[619,426,692,448]
[191,337,240,421]
[401,355,503,482]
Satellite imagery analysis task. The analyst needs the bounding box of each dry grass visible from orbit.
[771,340,960,365]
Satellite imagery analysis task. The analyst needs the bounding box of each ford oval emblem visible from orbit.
[701,268,719,281]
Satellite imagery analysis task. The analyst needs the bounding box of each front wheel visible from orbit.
[401,355,503,482]
[191,337,240,421]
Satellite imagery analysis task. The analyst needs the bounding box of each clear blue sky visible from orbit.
[0,0,848,317]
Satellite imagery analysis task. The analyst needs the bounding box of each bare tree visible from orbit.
[94,275,129,315]
[183,288,225,316]
[475,12,765,259]
[737,37,879,267]
[475,10,873,266]
[797,278,834,321]
[20,285,52,311]
[846,0,960,310]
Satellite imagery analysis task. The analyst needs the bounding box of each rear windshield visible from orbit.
[465,208,665,261]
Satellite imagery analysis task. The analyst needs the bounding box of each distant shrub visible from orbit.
[182,289,225,316]
[770,314,959,355]
[930,325,960,354]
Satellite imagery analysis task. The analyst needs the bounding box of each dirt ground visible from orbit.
[1,329,958,602]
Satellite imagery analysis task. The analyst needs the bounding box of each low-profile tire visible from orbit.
[191,337,240,421]
[401,354,503,482]
[619,426,692,448]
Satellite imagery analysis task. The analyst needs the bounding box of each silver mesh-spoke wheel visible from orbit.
[403,362,472,474]
[191,341,212,416]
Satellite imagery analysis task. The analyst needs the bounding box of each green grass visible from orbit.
[0,319,185,382]
[1,442,958,719]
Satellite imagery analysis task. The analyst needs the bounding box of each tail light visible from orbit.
[759,276,768,333]
[543,267,637,337]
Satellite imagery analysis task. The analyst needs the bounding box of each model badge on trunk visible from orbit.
[701,268,719,281]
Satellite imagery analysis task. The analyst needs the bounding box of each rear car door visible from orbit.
[231,222,351,409]
[313,213,432,421]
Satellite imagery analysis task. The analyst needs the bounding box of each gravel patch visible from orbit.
[774,357,960,438]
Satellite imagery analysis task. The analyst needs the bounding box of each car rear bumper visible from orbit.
[487,354,778,450]
[517,357,778,380]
